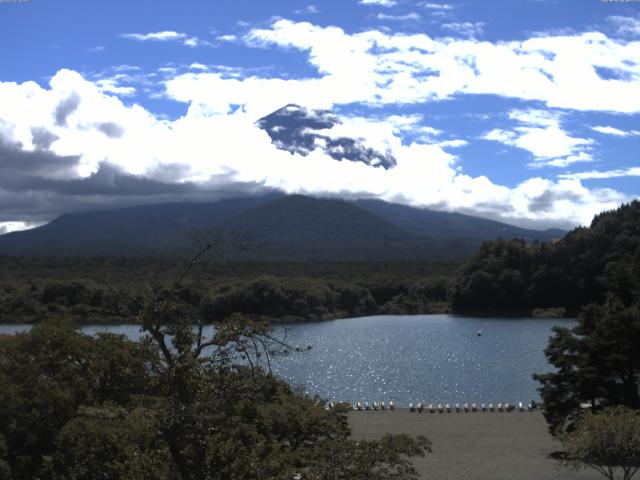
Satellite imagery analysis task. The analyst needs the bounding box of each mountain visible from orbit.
[0,195,564,260]
[353,199,562,242]
[256,104,396,169]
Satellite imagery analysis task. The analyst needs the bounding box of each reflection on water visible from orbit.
[0,315,574,405]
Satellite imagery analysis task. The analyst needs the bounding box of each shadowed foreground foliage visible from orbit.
[534,299,640,437]
[0,316,430,480]
[561,406,640,480]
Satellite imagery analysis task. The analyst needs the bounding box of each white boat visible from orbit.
[481,403,487,412]
[477,330,482,336]
[497,403,503,412]
[389,400,395,410]
[381,401,386,410]
[356,401,363,410]
[437,403,443,413]
[364,401,371,410]
[463,403,469,412]
[455,403,461,413]
[417,402,424,413]
[471,403,477,412]
[428,403,435,413]
[409,403,415,412]
[445,403,451,413]
[373,401,379,410]
[489,403,494,412]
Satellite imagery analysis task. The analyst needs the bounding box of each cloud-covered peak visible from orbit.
[256,104,397,169]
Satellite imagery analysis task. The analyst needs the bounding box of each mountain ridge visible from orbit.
[0,194,564,261]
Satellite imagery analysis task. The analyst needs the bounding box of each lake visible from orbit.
[0,314,574,406]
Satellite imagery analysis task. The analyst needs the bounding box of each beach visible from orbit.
[349,410,602,480]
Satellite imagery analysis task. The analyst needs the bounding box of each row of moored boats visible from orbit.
[328,401,538,412]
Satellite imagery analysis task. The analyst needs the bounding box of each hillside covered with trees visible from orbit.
[449,200,640,314]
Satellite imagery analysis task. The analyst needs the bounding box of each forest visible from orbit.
[0,259,453,324]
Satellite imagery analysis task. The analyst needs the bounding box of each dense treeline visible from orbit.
[0,312,430,479]
[0,259,453,324]
[449,200,640,313]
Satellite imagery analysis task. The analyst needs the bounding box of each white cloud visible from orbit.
[295,5,319,14]
[189,63,208,71]
[590,125,640,137]
[242,20,640,113]
[360,0,397,6]
[607,16,640,37]
[120,31,211,47]
[0,221,40,235]
[420,2,454,10]
[442,22,485,38]
[0,68,629,231]
[560,167,640,180]
[483,109,593,168]
[376,12,421,21]
[217,34,238,42]
[121,31,188,41]
[2,19,639,230]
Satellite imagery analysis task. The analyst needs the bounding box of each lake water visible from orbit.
[0,315,574,406]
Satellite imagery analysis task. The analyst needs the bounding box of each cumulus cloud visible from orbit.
[0,18,638,231]
[54,93,81,126]
[241,20,640,113]
[483,109,593,168]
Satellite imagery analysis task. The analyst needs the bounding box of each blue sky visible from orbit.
[0,0,639,232]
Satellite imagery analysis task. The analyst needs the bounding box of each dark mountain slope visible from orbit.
[354,199,563,242]
[0,195,277,255]
[0,194,565,261]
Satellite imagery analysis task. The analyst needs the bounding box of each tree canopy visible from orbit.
[449,200,640,313]
[534,299,640,436]
[561,406,640,480]
[0,269,431,480]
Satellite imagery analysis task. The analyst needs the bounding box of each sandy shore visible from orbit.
[349,410,601,480]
